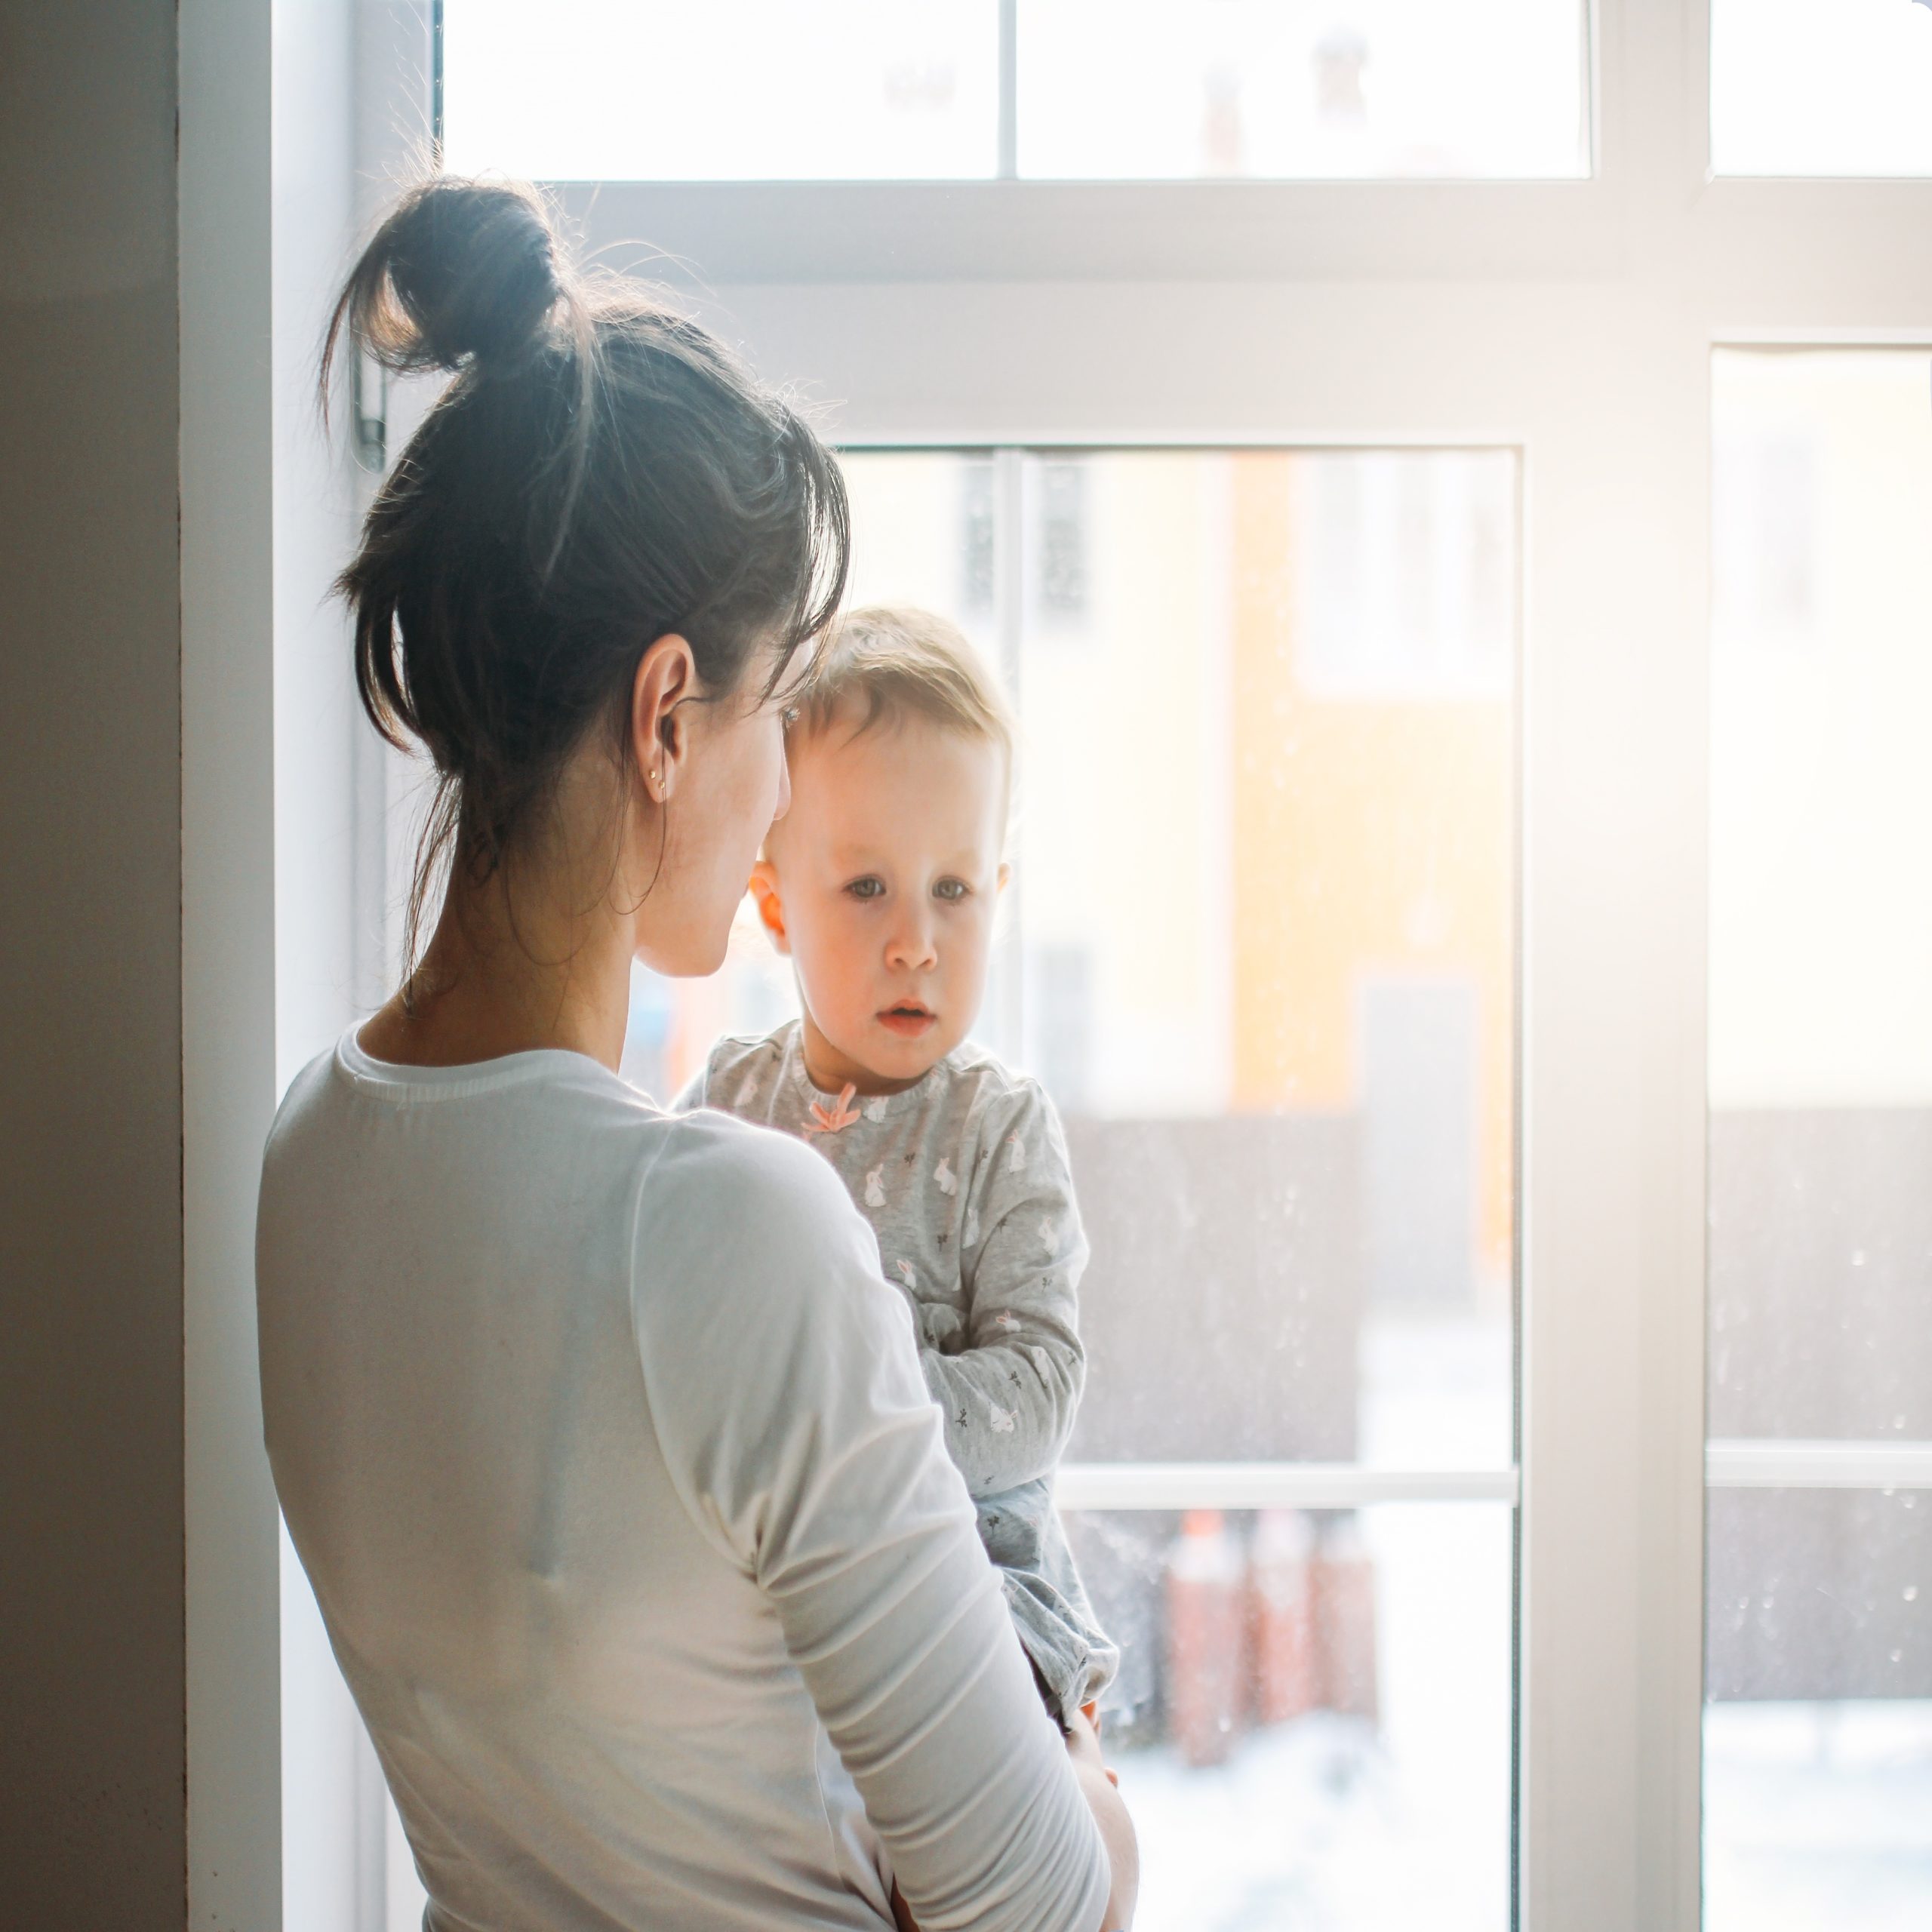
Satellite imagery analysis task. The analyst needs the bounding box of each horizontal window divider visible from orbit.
[835,433,1531,454]
[555,177,1621,288]
[552,179,1932,321]
[1055,1461,1521,1511]
[1706,1438,1932,1491]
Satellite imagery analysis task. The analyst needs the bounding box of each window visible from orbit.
[442,0,1589,182]
[1711,0,1932,177]
[1019,0,1589,180]
[441,1,1001,180]
[1705,346,1932,1929]
[281,9,1932,1932]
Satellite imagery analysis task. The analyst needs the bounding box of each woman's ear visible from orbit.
[749,860,791,955]
[629,632,698,803]
[997,860,1012,894]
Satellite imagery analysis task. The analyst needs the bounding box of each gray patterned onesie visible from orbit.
[675,1020,1118,1720]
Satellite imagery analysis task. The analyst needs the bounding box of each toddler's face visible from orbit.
[754,706,1008,1094]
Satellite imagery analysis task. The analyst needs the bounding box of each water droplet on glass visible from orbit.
[1890,1649,1904,1665]
[1850,1248,1868,1267]
[1903,1585,1918,1603]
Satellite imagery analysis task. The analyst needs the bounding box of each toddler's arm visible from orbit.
[921,1085,1089,1497]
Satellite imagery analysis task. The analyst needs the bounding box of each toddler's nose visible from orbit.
[885,914,938,972]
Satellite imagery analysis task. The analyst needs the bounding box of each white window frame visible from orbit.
[232,5,1932,1928]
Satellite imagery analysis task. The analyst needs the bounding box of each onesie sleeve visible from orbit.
[631,1120,1109,1932]
[920,1082,1090,1497]
[666,1057,710,1114]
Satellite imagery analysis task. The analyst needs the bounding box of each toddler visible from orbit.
[675,605,1118,1730]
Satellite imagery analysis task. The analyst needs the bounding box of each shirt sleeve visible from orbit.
[920,1084,1090,1497]
[631,1120,1109,1932]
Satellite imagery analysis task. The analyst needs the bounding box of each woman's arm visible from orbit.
[633,1121,1115,1932]
[894,1712,1137,1932]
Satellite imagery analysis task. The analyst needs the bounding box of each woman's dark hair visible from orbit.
[323,176,849,983]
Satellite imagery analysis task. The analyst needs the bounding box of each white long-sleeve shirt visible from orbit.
[256,1030,1110,1932]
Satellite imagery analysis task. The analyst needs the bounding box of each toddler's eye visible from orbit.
[934,878,971,903]
[847,876,885,900]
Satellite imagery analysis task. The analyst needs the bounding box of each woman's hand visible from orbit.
[1065,1708,1137,1930]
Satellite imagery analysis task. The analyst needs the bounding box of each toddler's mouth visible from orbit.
[877,1000,938,1038]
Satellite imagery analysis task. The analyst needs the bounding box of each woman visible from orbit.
[257,179,1135,1931]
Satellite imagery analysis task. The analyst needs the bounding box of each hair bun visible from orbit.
[340,177,565,377]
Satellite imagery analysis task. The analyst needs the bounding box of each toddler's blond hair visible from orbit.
[798,605,1014,770]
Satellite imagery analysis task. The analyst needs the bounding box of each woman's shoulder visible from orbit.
[263,1027,742,1189]
[632,1105,897,1376]
[648,1089,813,1180]
[639,1100,866,1257]
[261,1039,340,1155]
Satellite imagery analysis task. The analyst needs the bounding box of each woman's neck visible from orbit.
[358,870,633,1072]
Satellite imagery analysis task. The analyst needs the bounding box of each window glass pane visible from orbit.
[1019,0,1587,180]
[441,1,998,180]
[1014,450,1515,1468]
[1709,349,1932,1441]
[1711,0,1932,177]
[1709,1114,1932,1441]
[1075,1502,1512,1930]
[1706,1491,1932,1929]
[1707,347,1932,1928]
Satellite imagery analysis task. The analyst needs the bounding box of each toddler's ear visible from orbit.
[749,860,792,955]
